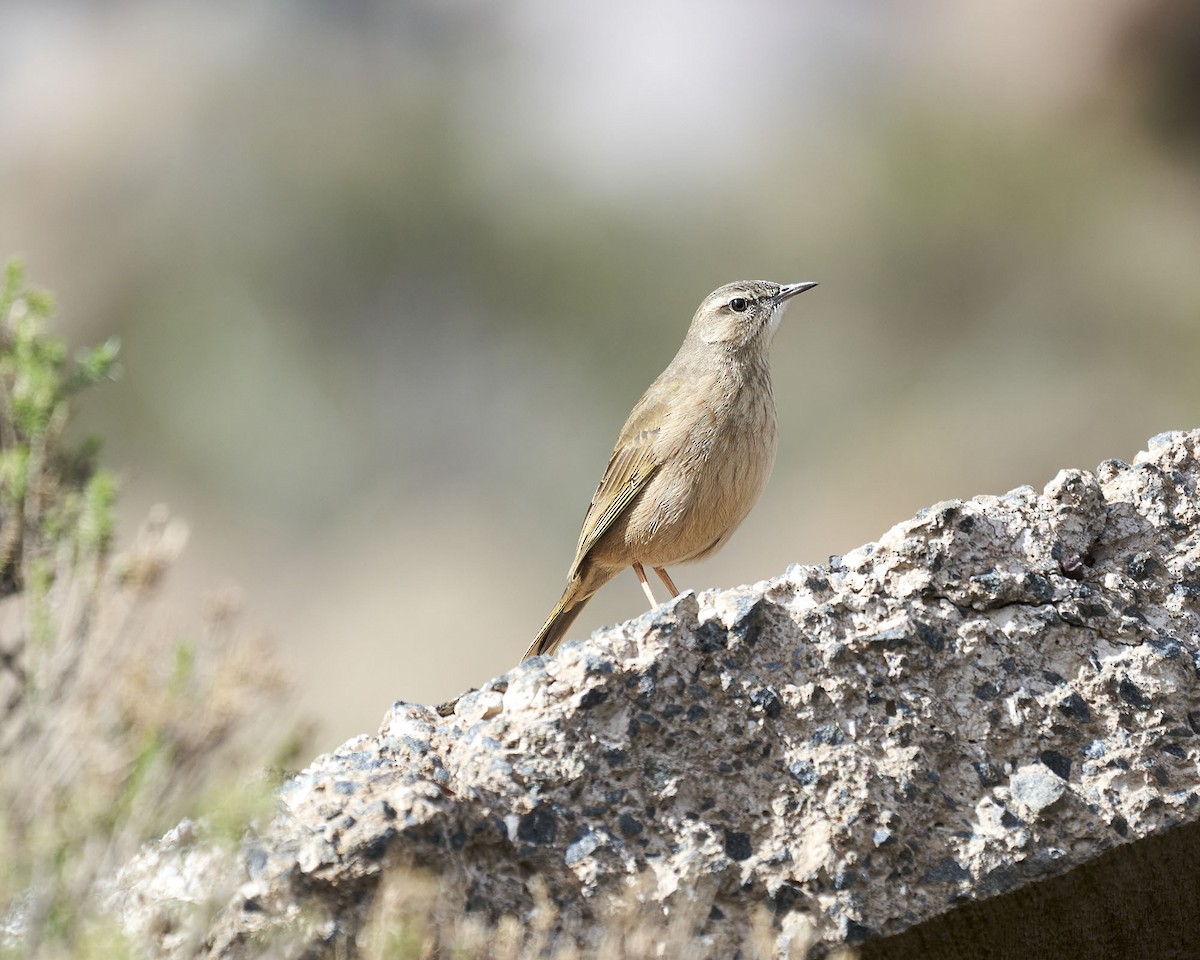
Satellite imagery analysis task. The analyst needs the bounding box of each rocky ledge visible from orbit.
[111,431,1200,958]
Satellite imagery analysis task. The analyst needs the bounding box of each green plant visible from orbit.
[0,259,300,958]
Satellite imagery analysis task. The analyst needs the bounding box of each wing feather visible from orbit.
[568,378,688,572]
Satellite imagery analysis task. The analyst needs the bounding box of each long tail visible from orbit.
[523,589,591,660]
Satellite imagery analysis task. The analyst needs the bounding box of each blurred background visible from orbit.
[1,0,1198,753]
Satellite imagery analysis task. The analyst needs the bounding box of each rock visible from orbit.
[1007,764,1067,817]
[112,431,1200,958]
[100,820,240,957]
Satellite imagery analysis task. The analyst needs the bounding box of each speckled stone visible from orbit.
[110,432,1200,959]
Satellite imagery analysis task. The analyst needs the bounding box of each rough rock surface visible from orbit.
[113,431,1200,958]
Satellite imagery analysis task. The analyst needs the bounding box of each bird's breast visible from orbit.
[625,370,778,565]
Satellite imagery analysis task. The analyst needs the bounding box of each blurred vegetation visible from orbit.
[0,261,303,958]
[357,870,860,960]
[0,261,120,600]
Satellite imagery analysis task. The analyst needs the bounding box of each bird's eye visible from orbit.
[729,297,749,313]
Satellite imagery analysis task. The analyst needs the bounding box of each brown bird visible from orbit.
[524,279,817,659]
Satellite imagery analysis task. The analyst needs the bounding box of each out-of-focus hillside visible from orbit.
[1,0,1198,749]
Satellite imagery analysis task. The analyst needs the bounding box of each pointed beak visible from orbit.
[774,281,818,303]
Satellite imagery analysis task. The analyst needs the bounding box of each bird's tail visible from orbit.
[524,584,591,660]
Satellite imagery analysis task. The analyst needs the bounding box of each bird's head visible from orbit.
[687,279,817,353]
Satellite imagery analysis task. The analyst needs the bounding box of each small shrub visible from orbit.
[0,260,302,959]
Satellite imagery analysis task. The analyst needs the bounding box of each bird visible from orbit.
[524,278,817,659]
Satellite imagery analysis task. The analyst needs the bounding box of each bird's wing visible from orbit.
[568,377,686,572]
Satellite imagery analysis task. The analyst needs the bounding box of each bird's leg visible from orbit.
[632,563,659,607]
[654,566,680,597]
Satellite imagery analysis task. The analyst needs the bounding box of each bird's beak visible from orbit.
[774,281,818,303]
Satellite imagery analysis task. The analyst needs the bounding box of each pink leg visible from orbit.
[633,563,658,607]
[654,566,680,597]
